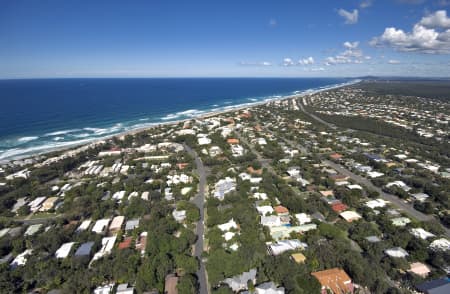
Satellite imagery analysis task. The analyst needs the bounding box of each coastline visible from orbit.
[0,79,360,165]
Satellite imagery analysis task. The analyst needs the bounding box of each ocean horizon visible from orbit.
[0,77,352,162]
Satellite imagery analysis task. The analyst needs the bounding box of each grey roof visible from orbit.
[7,227,22,238]
[0,253,13,264]
[125,219,140,231]
[223,268,257,292]
[416,278,450,294]
[365,236,381,243]
[74,241,94,256]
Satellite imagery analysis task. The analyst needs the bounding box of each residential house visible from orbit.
[10,249,33,268]
[408,262,431,278]
[416,278,450,294]
[109,216,125,234]
[254,282,285,294]
[339,211,362,222]
[136,232,147,255]
[268,239,307,256]
[311,268,354,294]
[55,242,75,259]
[291,253,306,264]
[92,218,111,234]
[164,274,178,294]
[125,219,140,231]
[385,247,409,258]
[223,269,257,292]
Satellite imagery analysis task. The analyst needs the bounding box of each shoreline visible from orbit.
[0,79,360,165]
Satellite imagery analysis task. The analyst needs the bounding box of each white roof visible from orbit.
[0,228,10,238]
[218,219,238,232]
[11,249,33,267]
[410,228,435,240]
[256,205,274,216]
[347,184,363,190]
[365,199,388,209]
[24,224,42,236]
[340,211,362,222]
[109,216,125,231]
[429,238,450,251]
[255,282,285,294]
[91,236,117,262]
[94,284,115,294]
[172,210,187,222]
[367,171,384,178]
[295,213,312,225]
[268,239,307,256]
[77,219,92,231]
[385,247,409,258]
[55,242,76,258]
[223,231,236,241]
[261,215,282,227]
[28,196,46,208]
[92,218,110,234]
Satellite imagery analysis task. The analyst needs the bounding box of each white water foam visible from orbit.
[0,79,361,162]
[161,109,206,120]
[44,129,80,136]
[17,136,39,143]
[0,138,93,161]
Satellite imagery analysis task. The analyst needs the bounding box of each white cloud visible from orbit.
[325,41,369,65]
[388,59,401,64]
[310,67,325,71]
[338,9,359,24]
[360,0,372,9]
[283,58,295,66]
[299,56,315,65]
[344,41,360,49]
[419,10,450,28]
[370,11,450,54]
[240,61,272,66]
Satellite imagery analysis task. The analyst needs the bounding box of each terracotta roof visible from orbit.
[312,268,353,294]
[177,163,189,170]
[164,274,178,294]
[118,237,133,250]
[330,153,343,160]
[227,138,239,144]
[274,205,289,215]
[320,190,334,197]
[247,166,263,175]
[331,202,348,213]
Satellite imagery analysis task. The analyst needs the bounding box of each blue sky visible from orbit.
[1,0,449,78]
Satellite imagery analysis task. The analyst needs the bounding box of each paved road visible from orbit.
[184,144,209,294]
[17,215,61,225]
[298,98,337,130]
[323,160,450,237]
[297,102,450,237]
[234,132,276,174]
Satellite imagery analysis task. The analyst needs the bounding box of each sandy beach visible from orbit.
[1,79,360,165]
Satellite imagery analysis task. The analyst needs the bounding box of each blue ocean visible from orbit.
[0,78,351,161]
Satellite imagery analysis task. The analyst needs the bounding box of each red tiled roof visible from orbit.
[312,268,353,294]
[331,202,348,213]
[118,237,133,250]
[227,138,239,144]
[330,153,343,160]
[274,205,289,214]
